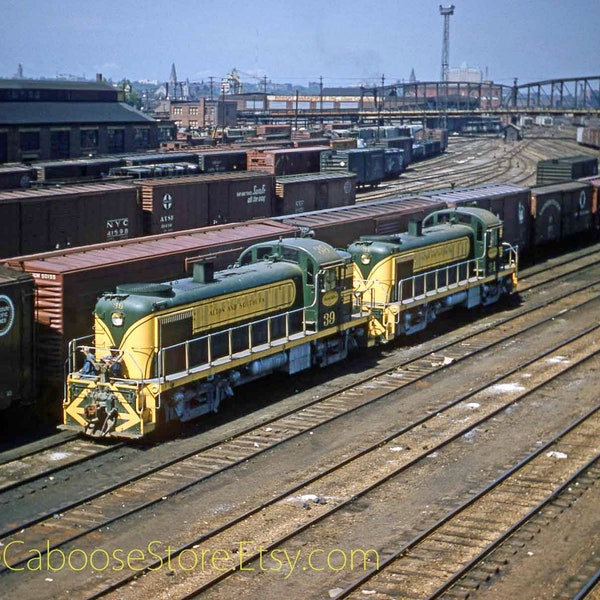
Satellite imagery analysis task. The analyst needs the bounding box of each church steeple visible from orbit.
[168,62,178,99]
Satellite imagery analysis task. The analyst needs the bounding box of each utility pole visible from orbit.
[439,5,455,82]
[319,76,323,125]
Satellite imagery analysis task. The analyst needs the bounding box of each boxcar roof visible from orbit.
[0,181,135,200]
[423,183,529,203]
[3,220,299,274]
[274,196,446,227]
[531,180,593,194]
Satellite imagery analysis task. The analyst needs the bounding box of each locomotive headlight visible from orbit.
[360,253,371,265]
[111,311,124,327]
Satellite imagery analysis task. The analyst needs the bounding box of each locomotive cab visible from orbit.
[237,237,354,331]
[422,206,512,278]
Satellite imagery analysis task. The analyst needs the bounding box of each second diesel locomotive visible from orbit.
[349,206,518,340]
[61,207,518,439]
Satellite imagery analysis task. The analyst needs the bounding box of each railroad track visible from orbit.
[0,242,597,517]
[357,133,598,202]
[2,246,600,599]
[100,311,600,599]
[2,242,597,516]
[335,409,600,599]
[0,437,123,494]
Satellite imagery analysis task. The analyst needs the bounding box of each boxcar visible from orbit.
[321,148,386,188]
[31,159,86,182]
[536,155,598,185]
[2,220,300,395]
[195,149,247,173]
[530,181,594,246]
[273,195,447,248]
[0,266,35,410]
[577,127,600,150]
[247,146,327,176]
[133,171,276,234]
[0,182,143,258]
[0,164,36,190]
[422,183,532,256]
[134,177,210,235]
[206,171,275,225]
[121,151,198,166]
[578,175,600,235]
[275,172,356,214]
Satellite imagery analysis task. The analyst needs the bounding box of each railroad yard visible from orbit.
[1,129,599,599]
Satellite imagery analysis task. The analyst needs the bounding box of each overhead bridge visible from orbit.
[232,76,600,124]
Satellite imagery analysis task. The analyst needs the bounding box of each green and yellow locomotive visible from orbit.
[62,207,518,440]
[348,206,518,341]
[62,238,369,438]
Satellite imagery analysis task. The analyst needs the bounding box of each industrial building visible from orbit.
[0,77,173,163]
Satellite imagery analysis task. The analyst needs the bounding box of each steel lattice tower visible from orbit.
[439,5,455,81]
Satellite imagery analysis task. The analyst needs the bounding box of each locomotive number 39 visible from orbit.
[322,310,337,326]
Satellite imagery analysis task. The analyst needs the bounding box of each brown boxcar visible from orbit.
[134,177,210,235]
[577,127,600,150]
[206,171,275,225]
[3,220,300,393]
[421,183,532,255]
[255,124,292,138]
[247,146,328,176]
[330,138,358,151]
[273,195,447,248]
[0,182,143,258]
[530,181,594,246]
[134,171,275,233]
[292,138,331,148]
[275,172,356,214]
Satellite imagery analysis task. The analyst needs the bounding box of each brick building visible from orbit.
[168,98,237,131]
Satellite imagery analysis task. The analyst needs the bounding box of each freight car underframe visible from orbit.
[63,308,371,438]
[358,243,519,341]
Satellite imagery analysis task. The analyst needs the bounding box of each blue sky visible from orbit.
[1,0,598,86]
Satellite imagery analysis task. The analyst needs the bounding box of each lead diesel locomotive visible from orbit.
[62,207,518,439]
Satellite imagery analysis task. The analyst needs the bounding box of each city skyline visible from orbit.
[1,0,599,86]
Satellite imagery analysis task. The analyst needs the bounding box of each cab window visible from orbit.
[306,260,314,285]
[321,268,337,292]
[488,228,499,247]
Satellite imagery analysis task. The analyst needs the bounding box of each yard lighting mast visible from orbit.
[439,5,455,82]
